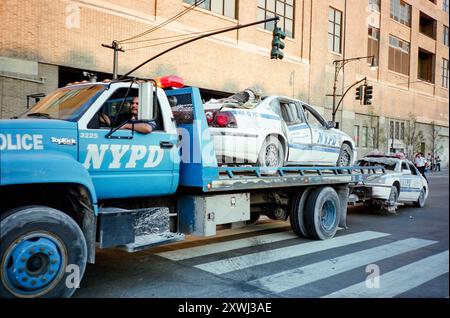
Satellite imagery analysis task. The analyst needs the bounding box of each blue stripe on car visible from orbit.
[288,143,341,153]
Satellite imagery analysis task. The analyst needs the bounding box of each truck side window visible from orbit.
[88,88,164,131]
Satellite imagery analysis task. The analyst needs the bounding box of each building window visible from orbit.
[370,127,377,147]
[442,58,449,88]
[369,0,380,12]
[400,122,405,140]
[388,35,410,75]
[354,125,360,147]
[257,0,295,38]
[328,7,342,53]
[390,121,394,139]
[444,0,449,13]
[418,49,435,83]
[395,122,400,139]
[390,0,411,27]
[362,126,369,147]
[368,26,380,66]
[185,0,237,19]
[419,12,436,39]
[444,26,449,47]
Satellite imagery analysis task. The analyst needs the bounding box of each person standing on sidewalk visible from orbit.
[435,156,441,172]
[415,152,428,182]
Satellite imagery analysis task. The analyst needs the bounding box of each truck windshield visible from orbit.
[20,84,105,121]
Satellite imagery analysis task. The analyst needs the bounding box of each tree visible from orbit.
[430,121,444,158]
[404,113,425,159]
[364,106,387,151]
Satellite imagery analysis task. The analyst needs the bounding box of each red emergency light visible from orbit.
[156,75,184,88]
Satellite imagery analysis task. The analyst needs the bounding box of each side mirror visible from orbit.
[138,81,154,121]
[326,121,336,129]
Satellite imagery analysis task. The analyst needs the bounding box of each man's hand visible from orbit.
[122,122,152,134]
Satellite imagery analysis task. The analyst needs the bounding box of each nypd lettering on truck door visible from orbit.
[83,144,164,169]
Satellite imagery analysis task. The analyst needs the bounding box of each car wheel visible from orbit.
[256,136,285,168]
[414,188,426,208]
[385,186,399,210]
[337,143,353,167]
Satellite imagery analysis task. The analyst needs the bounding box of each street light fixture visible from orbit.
[331,55,378,123]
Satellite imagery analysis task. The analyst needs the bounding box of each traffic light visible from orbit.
[355,85,363,101]
[271,27,286,60]
[364,85,373,105]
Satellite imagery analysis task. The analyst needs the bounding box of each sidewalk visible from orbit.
[426,168,448,177]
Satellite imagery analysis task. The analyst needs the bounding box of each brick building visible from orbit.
[0,0,448,164]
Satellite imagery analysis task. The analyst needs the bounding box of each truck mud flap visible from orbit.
[98,207,184,251]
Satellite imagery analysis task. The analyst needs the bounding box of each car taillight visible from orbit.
[215,111,237,128]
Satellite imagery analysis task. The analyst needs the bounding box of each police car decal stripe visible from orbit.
[288,143,341,153]
[288,123,309,131]
[228,110,280,121]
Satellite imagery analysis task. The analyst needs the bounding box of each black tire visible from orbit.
[290,189,312,238]
[337,143,353,169]
[414,188,427,208]
[256,136,285,168]
[304,187,341,240]
[386,186,399,209]
[1,206,87,298]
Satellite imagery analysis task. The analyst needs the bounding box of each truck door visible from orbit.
[78,87,177,200]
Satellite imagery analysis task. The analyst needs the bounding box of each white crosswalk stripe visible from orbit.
[194,231,390,275]
[156,231,298,261]
[323,250,449,298]
[247,238,437,293]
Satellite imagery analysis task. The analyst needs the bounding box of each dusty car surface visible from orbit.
[351,154,429,212]
[204,89,356,167]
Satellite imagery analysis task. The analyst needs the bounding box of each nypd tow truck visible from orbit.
[0,76,384,298]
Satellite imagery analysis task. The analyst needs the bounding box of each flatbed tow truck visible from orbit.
[0,76,384,297]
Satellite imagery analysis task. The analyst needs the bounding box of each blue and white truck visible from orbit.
[0,76,383,297]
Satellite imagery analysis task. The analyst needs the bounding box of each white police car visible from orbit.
[204,95,356,167]
[352,154,429,211]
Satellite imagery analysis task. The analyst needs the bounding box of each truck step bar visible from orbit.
[120,232,185,253]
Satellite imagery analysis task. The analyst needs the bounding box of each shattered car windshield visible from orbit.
[204,87,262,109]
[357,158,397,171]
[20,84,105,121]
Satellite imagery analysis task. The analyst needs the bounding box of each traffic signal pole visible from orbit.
[332,77,367,120]
[120,16,281,79]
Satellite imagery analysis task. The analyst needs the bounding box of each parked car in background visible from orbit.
[204,92,356,168]
[351,153,429,212]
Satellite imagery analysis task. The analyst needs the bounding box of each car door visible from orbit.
[78,86,176,200]
[278,100,312,163]
[398,161,414,201]
[302,104,339,164]
[408,162,425,201]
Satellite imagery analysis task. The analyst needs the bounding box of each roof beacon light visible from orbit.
[156,75,184,89]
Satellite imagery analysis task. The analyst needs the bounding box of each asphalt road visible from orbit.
[74,171,449,298]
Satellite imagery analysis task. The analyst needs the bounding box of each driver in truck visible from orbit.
[101,97,156,134]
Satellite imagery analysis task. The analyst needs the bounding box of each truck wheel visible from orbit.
[290,189,312,238]
[304,187,340,240]
[413,188,427,208]
[256,136,284,168]
[1,206,87,298]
